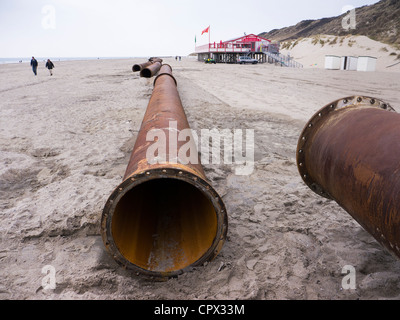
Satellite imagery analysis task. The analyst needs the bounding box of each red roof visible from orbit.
[222,34,271,44]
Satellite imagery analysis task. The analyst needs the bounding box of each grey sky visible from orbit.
[0,0,380,58]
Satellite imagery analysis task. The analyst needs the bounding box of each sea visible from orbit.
[0,56,180,65]
[0,57,142,65]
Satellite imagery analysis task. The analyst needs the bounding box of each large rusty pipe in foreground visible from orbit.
[297,96,400,259]
[140,61,162,78]
[102,64,228,277]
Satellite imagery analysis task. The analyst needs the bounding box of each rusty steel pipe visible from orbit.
[132,58,163,73]
[102,64,228,277]
[149,57,163,63]
[132,61,153,72]
[297,96,400,259]
[140,61,162,78]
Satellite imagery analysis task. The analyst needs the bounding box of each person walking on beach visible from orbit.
[30,57,38,76]
[45,59,55,76]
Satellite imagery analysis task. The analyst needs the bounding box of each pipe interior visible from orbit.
[111,178,218,273]
[132,65,141,72]
[141,69,152,78]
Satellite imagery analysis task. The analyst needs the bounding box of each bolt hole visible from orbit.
[357,97,362,102]
[370,99,376,105]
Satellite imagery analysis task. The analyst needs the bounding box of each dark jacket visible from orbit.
[46,61,54,69]
[31,59,38,67]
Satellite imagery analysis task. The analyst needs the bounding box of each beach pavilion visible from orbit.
[195,34,279,64]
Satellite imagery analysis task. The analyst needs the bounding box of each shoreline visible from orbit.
[0,56,142,65]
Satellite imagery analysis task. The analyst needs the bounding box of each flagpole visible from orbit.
[209,26,211,58]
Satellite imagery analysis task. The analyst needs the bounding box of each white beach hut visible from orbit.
[341,56,358,71]
[325,55,341,70]
[357,56,377,72]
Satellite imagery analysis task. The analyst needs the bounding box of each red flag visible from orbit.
[201,26,210,35]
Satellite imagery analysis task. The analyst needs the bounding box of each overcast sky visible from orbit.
[0,0,380,58]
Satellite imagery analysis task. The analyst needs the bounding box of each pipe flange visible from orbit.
[296,96,395,199]
[153,64,177,87]
[101,167,228,278]
[153,72,177,87]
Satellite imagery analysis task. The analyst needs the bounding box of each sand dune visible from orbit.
[280,35,400,72]
[0,57,399,300]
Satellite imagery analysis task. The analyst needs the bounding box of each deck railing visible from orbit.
[264,52,303,68]
[195,43,251,53]
[195,44,303,68]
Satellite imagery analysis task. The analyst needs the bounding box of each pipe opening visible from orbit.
[141,69,152,78]
[111,178,218,273]
[132,65,141,72]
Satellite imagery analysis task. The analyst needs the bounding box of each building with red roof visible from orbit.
[195,33,279,64]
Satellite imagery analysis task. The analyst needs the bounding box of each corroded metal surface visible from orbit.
[132,61,152,72]
[297,96,400,259]
[102,64,228,278]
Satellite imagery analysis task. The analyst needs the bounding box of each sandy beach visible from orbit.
[1,56,400,300]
